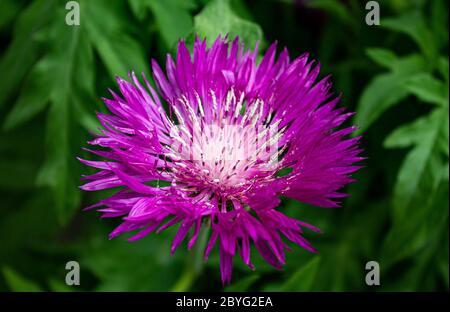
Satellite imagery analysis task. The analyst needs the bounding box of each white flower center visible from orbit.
[166,89,286,194]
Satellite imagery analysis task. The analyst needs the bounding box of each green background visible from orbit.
[0,0,448,291]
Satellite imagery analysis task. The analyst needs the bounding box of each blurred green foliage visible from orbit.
[0,0,448,291]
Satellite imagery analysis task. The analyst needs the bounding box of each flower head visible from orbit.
[79,36,363,284]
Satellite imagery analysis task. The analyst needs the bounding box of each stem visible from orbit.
[170,266,195,292]
[170,222,210,292]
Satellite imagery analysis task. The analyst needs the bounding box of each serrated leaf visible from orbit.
[281,257,320,291]
[382,11,436,61]
[403,73,448,106]
[2,266,43,292]
[33,13,84,224]
[392,138,441,219]
[194,0,263,48]
[384,114,429,149]
[381,102,448,270]
[356,54,426,132]
[382,179,448,268]
[386,108,447,220]
[355,73,409,133]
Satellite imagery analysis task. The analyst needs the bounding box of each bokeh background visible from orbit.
[0,0,448,291]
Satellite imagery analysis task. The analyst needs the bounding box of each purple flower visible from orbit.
[79,36,363,284]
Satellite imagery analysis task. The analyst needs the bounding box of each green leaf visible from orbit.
[382,180,448,268]
[2,4,88,223]
[73,30,95,95]
[82,235,183,291]
[36,97,78,225]
[147,0,194,49]
[128,0,196,23]
[385,108,447,220]
[443,162,449,181]
[403,73,448,106]
[437,57,449,83]
[32,13,84,224]
[2,266,43,292]
[355,54,426,132]
[194,0,263,48]
[384,114,430,149]
[72,27,99,132]
[0,0,55,107]
[84,0,149,78]
[3,21,96,132]
[391,136,442,219]
[127,0,148,21]
[281,257,320,291]
[366,48,398,69]
[355,73,409,133]
[382,11,436,61]
[439,112,449,157]
[0,193,59,261]
[3,59,53,130]
[381,98,448,268]
[224,275,259,292]
[73,92,101,133]
[4,0,111,225]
